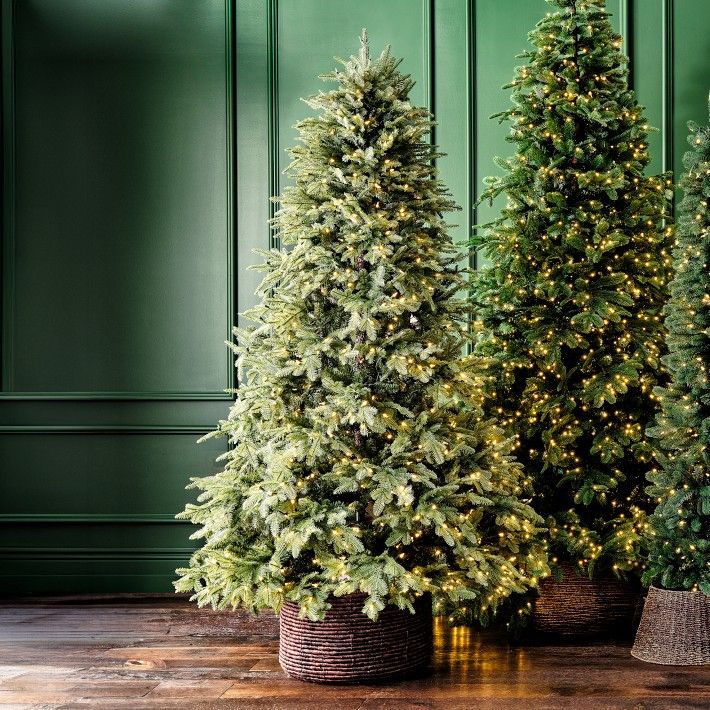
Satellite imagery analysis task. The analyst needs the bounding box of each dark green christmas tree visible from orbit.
[176,33,548,623]
[645,107,710,595]
[473,0,673,578]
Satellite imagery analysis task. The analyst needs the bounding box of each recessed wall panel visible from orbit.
[0,431,225,516]
[3,0,232,395]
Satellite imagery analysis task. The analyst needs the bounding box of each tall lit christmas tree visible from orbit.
[473,0,673,577]
[644,110,710,595]
[176,33,548,623]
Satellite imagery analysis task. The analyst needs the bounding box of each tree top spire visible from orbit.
[359,28,369,65]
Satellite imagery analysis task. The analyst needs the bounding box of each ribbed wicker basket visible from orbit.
[278,593,432,684]
[532,563,641,638]
[631,586,710,665]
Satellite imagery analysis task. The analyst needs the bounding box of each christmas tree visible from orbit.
[473,0,673,578]
[645,108,710,595]
[175,32,548,623]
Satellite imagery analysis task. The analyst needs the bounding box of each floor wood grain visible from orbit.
[0,595,708,709]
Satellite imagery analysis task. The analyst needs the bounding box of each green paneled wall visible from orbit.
[1,0,708,592]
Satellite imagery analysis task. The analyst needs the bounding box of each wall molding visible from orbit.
[0,513,189,524]
[228,0,239,392]
[618,0,631,86]
[225,0,237,392]
[0,547,193,558]
[0,391,233,401]
[1,0,16,392]
[423,0,435,146]
[661,0,674,178]
[467,0,476,272]
[0,425,212,434]
[267,0,280,250]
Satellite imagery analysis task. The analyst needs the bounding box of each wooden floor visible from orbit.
[0,596,708,709]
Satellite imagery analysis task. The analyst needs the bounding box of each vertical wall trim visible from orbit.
[618,0,632,88]
[225,0,236,390]
[661,0,674,177]
[423,0,435,147]
[1,0,15,392]
[467,0,476,271]
[267,0,280,250]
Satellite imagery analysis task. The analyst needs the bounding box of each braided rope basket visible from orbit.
[631,586,710,665]
[279,593,433,683]
[532,563,642,638]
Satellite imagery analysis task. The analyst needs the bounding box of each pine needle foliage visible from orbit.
[472,0,673,578]
[645,109,710,595]
[176,33,548,623]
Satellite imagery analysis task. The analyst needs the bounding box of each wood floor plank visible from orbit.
[220,678,376,699]
[0,690,77,704]
[142,679,234,698]
[64,681,159,698]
